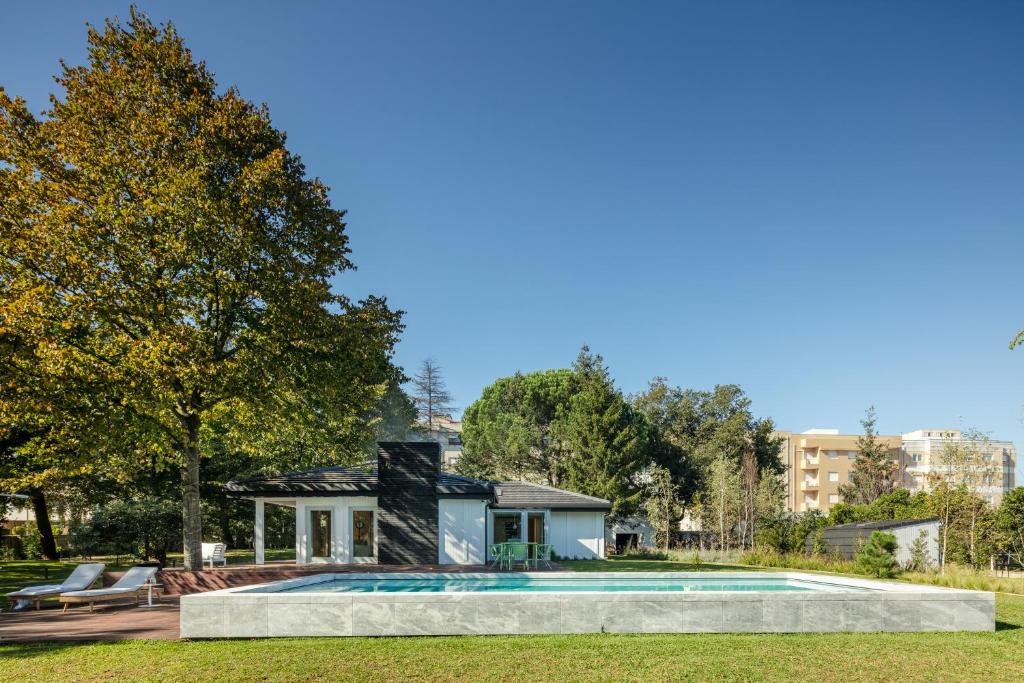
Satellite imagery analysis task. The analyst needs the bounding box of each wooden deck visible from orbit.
[2,562,563,642]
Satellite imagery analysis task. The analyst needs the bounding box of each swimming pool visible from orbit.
[243,575,865,594]
[179,571,995,638]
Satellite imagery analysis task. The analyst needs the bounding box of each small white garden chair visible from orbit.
[201,542,227,569]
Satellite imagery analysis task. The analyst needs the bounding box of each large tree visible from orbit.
[0,11,402,569]
[459,369,575,483]
[557,347,649,518]
[839,407,898,505]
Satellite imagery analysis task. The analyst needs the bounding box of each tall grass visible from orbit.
[739,548,1024,594]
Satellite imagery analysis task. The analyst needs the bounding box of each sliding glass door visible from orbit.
[309,509,333,561]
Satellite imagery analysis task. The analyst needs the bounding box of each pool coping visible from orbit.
[179,571,996,637]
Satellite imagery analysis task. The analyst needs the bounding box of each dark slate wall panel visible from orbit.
[377,442,440,564]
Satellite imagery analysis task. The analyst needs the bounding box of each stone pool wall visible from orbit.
[179,571,995,638]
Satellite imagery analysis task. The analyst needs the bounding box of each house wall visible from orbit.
[549,511,606,560]
[377,442,441,564]
[294,496,378,565]
[438,499,487,565]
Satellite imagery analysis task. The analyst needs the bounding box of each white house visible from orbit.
[225,442,610,565]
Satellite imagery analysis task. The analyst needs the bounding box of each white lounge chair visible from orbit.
[6,563,105,611]
[59,565,160,613]
[201,542,227,569]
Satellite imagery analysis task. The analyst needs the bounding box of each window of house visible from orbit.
[827,450,839,459]
[828,471,839,482]
[828,494,839,504]
[492,513,521,543]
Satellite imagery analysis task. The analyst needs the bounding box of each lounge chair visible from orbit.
[5,563,105,611]
[59,565,160,613]
[201,542,227,569]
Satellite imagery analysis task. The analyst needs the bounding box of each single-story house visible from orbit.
[225,442,610,565]
[810,517,940,567]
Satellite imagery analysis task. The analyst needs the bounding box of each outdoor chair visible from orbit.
[59,565,160,613]
[5,563,105,611]
[531,543,555,569]
[202,542,227,569]
[507,542,530,569]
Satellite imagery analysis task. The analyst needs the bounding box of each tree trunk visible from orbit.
[28,488,59,560]
[179,411,204,571]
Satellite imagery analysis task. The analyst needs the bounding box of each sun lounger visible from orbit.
[6,563,106,611]
[59,565,160,613]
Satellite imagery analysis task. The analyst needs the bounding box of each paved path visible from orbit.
[0,597,180,642]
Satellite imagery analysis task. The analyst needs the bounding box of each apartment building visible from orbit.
[418,415,464,469]
[900,429,1016,506]
[776,429,903,513]
[777,427,1019,513]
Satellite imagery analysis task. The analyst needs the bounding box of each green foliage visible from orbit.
[644,464,684,549]
[11,523,42,560]
[69,497,182,564]
[0,10,402,568]
[559,348,649,517]
[996,487,1024,557]
[839,407,899,505]
[460,348,648,517]
[460,368,575,482]
[906,529,932,572]
[856,531,901,578]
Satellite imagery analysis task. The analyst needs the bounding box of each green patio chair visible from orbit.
[488,543,506,569]
[507,542,530,569]
[531,543,555,569]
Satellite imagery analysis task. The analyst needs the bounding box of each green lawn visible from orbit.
[1,556,1022,682]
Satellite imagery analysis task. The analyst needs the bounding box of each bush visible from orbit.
[12,523,42,560]
[70,497,181,564]
[856,531,901,578]
[905,529,932,572]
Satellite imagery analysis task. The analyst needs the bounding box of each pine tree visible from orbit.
[839,407,898,505]
[410,358,454,429]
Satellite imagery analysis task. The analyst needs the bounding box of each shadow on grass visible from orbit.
[995,620,1021,631]
[0,641,92,661]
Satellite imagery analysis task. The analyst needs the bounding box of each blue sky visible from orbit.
[4,2,1023,478]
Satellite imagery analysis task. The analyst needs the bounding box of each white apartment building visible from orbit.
[900,429,1017,506]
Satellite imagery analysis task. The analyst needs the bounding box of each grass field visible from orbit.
[2,556,1022,682]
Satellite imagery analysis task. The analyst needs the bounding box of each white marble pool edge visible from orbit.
[179,571,995,638]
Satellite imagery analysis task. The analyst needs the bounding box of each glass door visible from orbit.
[351,509,375,560]
[528,513,545,544]
[309,509,332,561]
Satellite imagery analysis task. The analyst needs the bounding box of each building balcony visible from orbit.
[800,480,820,491]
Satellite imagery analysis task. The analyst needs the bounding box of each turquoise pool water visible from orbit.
[251,576,867,594]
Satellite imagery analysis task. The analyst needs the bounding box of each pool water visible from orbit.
[250,576,868,594]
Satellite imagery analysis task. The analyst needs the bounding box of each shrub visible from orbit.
[856,531,901,578]
[905,529,932,572]
[13,523,42,560]
[69,497,181,564]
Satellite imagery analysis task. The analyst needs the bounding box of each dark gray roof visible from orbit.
[225,465,492,498]
[825,517,940,532]
[492,481,612,511]
[225,465,611,510]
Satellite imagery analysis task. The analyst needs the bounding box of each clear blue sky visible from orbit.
[4,2,1023,479]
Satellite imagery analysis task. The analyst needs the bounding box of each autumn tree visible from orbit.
[0,11,402,569]
[839,407,898,505]
[410,358,454,429]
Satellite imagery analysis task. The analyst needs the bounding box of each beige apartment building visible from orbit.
[777,429,904,513]
[776,428,1018,513]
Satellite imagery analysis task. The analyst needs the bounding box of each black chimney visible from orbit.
[376,442,440,564]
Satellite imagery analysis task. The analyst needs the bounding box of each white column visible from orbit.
[520,510,528,542]
[295,502,307,565]
[254,499,265,565]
